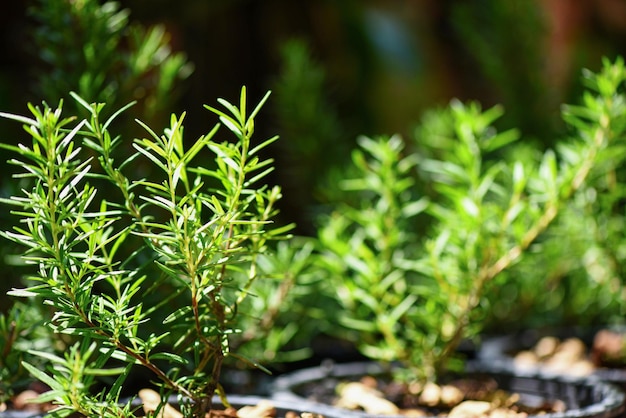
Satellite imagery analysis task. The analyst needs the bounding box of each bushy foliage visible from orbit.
[0,88,294,416]
[29,0,192,122]
[316,57,626,384]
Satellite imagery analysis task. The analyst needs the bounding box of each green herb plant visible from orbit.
[0,301,52,406]
[271,39,349,233]
[316,57,626,385]
[29,0,193,122]
[3,0,193,298]
[0,1,195,406]
[230,238,328,366]
[0,87,292,417]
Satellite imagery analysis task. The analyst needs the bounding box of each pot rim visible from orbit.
[479,328,626,382]
[272,360,626,418]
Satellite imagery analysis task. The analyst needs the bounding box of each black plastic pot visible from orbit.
[479,328,626,390]
[272,361,626,418]
[0,394,347,418]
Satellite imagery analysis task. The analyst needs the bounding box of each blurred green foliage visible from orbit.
[315,58,626,383]
[1,0,626,381]
[450,0,552,144]
[1,0,193,311]
[2,0,625,236]
[270,39,350,233]
[29,0,193,124]
[0,302,52,404]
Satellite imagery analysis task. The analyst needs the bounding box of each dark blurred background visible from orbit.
[2,0,626,307]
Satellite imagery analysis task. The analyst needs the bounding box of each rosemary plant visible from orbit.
[29,0,192,121]
[0,87,292,416]
[0,301,51,405]
[230,238,328,365]
[316,57,626,384]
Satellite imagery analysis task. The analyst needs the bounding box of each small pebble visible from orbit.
[237,399,276,418]
[418,382,441,407]
[533,336,559,359]
[513,350,539,369]
[448,400,492,418]
[12,390,40,412]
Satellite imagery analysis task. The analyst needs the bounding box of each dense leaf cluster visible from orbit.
[316,57,626,383]
[0,88,291,416]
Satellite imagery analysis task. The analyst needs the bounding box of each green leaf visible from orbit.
[7,288,38,297]
[248,90,272,124]
[150,352,187,365]
[45,407,76,418]
[339,315,378,333]
[133,143,168,172]
[249,135,278,156]
[218,116,242,137]
[107,363,133,404]
[388,294,418,324]
[103,100,136,130]
[22,361,62,391]
[0,111,38,126]
[163,306,193,324]
[84,366,127,376]
[460,197,479,218]
[217,98,243,125]
[228,352,271,374]
[402,197,428,218]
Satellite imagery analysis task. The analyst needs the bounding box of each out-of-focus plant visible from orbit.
[450,0,553,145]
[29,0,193,123]
[271,39,349,232]
[316,133,425,363]
[483,61,626,330]
[231,238,332,367]
[0,87,294,416]
[2,0,193,304]
[316,57,626,385]
[0,301,52,406]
